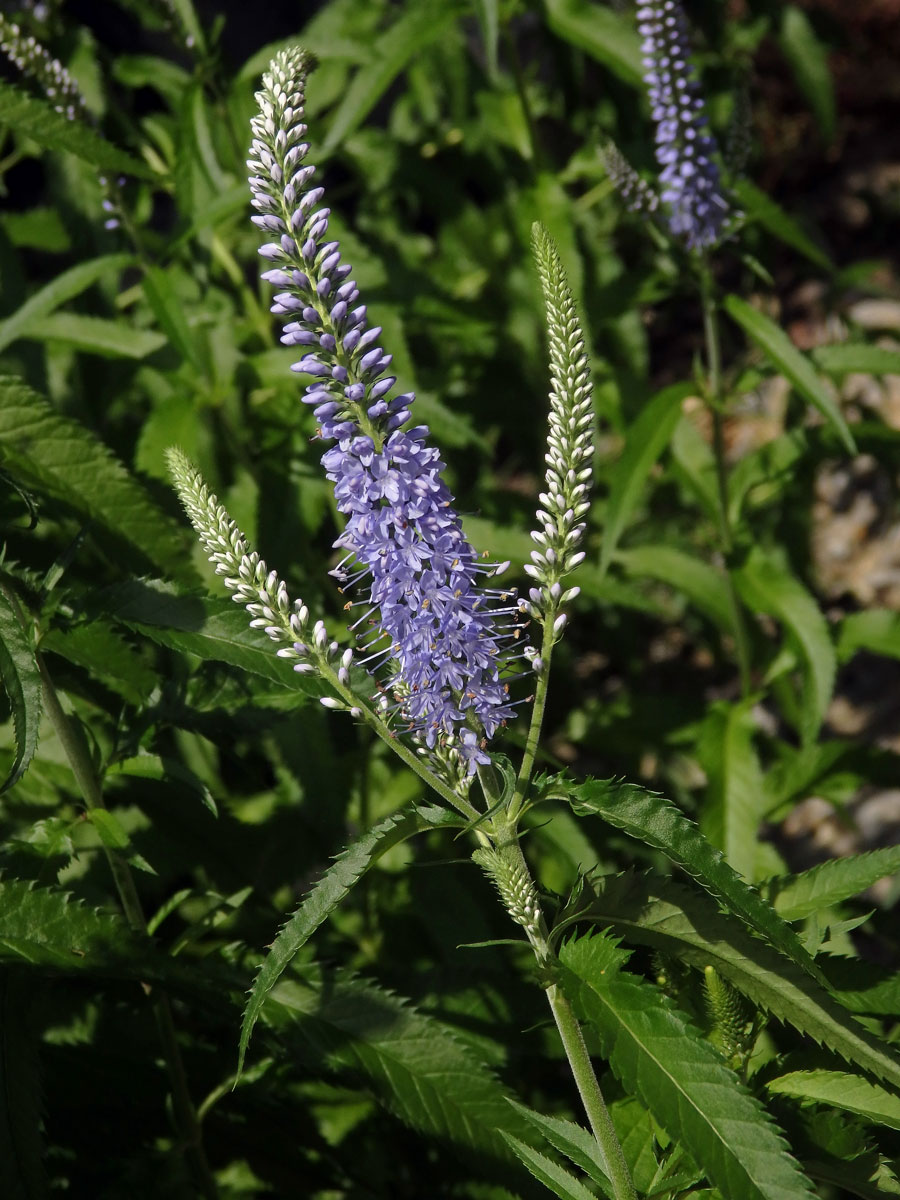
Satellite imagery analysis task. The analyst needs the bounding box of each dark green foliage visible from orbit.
[0,0,898,1196]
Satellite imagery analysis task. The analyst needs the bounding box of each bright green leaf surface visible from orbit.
[559,932,816,1200]
[567,777,821,981]
[768,1070,900,1131]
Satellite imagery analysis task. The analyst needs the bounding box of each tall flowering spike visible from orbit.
[598,141,660,217]
[0,15,86,121]
[523,225,593,652]
[247,48,517,772]
[637,1,728,250]
[166,448,344,688]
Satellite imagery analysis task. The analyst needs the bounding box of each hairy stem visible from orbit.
[490,830,636,1200]
[38,656,220,1200]
[321,661,481,822]
[508,608,556,823]
[699,263,752,697]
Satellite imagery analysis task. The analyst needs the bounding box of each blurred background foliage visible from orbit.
[1,0,899,1195]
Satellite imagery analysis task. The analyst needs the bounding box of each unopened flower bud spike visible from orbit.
[508,226,594,826]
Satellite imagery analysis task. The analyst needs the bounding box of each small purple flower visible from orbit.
[248,49,518,769]
[637,1,728,250]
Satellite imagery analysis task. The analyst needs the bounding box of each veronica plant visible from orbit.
[2,5,900,1198]
[162,38,900,1200]
[171,43,644,1199]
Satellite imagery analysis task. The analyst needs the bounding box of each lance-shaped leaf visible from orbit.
[262,966,532,1166]
[565,777,823,982]
[239,804,462,1073]
[507,1100,613,1197]
[544,0,642,85]
[696,700,769,883]
[0,588,42,795]
[502,1134,601,1200]
[577,871,900,1092]
[763,845,900,922]
[767,1069,900,1132]
[558,931,816,1200]
[599,384,690,578]
[0,878,145,971]
[0,254,132,354]
[0,377,193,582]
[0,80,153,178]
[813,343,900,378]
[96,578,317,691]
[735,547,836,743]
[723,295,854,454]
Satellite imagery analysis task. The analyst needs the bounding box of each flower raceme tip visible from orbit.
[637,0,728,250]
[247,47,519,773]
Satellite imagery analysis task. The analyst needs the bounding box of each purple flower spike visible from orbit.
[637,1,728,250]
[248,48,518,771]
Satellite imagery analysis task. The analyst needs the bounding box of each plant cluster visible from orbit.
[0,2,899,1198]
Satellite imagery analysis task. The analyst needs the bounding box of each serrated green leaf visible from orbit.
[239,804,460,1073]
[544,0,642,85]
[0,80,153,178]
[777,7,836,143]
[566,777,821,982]
[502,1133,600,1200]
[0,255,132,355]
[812,344,900,378]
[507,1101,613,1196]
[768,1070,900,1131]
[735,548,836,741]
[617,545,732,631]
[0,879,143,970]
[599,384,691,577]
[263,967,531,1163]
[558,931,816,1200]
[0,971,48,1200]
[323,0,462,151]
[0,377,193,582]
[764,846,900,921]
[696,701,768,882]
[723,295,854,454]
[822,959,900,1017]
[837,610,900,663]
[19,312,166,359]
[97,577,317,690]
[0,589,42,796]
[580,871,900,1092]
[732,180,831,272]
[40,624,155,706]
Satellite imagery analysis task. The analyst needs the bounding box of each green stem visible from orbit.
[491,832,636,1200]
[508,607,555,823]
[698,264,752,697]
[545,984,636,1200]
[38,656,220,1200]
[321,661,480,822]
